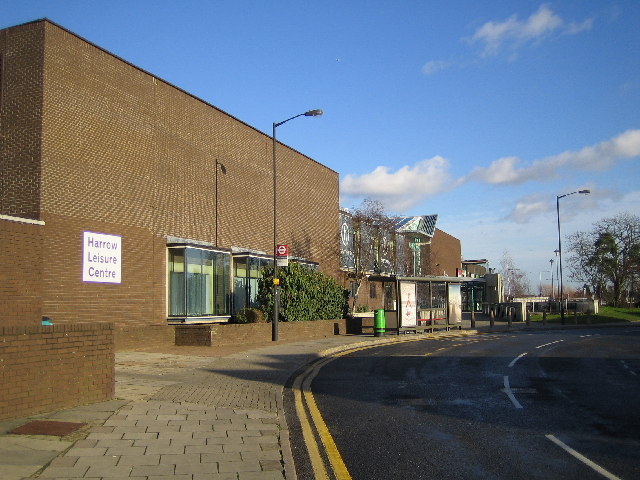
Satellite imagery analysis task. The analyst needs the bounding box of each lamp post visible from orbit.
[272,109,323,341]
[549,258,554,299]
[215,161,226,247]
[556,189,590,324]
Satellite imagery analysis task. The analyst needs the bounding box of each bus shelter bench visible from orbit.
[398,325,434,334]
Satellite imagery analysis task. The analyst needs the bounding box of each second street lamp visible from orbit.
[272,109,323,341]
[556,189,590,324]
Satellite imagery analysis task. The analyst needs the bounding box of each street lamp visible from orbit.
[556,189,590,324]
[549,258,554,299]
[215,161,226,247]
[272,109,323,341]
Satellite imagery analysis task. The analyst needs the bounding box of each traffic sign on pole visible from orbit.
[276,244,289,267]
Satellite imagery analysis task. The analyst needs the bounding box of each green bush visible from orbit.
[233,307,266,324]
[258,263,348,322]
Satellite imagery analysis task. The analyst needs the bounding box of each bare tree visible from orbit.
[347,199,398,313]
[499,250,530,299]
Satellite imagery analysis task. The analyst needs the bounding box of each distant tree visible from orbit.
[499,250,530,299]
[567,212,640,306]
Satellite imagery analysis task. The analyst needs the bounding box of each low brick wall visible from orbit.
[175,319,348,347]
[345,316,374,335]
[114,324,175,352]
[0,323,114,420]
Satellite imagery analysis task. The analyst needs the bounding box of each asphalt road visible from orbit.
[286,328,640,480]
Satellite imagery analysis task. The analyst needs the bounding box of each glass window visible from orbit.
[168,247,229,318]
[232,255,269,313]
[249,257,262,278]
[234,257,247,278]
[168,249,185,316]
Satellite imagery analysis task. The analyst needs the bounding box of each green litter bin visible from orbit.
[374,309,386,337]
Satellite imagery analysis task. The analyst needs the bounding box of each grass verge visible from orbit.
[529,306,640,325]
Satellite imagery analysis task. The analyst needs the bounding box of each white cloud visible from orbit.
[505,194,550,223]
[340,156,453,212]
[466,129,640,186]
[471,4,592,57]
[422,60,451,75]
[504,186,625,224]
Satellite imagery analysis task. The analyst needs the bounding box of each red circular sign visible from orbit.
[276,245,288,256]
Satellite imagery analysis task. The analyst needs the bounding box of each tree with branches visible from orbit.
[499,250,530,299]
[567,212,640,306]
[347,199,398,313]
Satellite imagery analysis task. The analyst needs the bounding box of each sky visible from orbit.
[2,1,639,290]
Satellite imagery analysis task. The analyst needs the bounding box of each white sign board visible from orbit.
[276,244,289,267]
[83,231,121,283]
[400,282,417,327]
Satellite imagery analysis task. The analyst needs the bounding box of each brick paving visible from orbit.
[35,336,379,480]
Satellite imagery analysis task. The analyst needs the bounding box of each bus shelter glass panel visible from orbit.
[431,282,447,320]
[448,283,462,324]
[462,282,485,312]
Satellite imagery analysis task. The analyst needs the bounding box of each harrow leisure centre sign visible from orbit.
[82,231,122,283]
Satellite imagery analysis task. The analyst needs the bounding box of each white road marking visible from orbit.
[503,376,523,409]
[546,435,623,480]
[621,360,637,376]
[536,340,565,349]
[509,352,528,368]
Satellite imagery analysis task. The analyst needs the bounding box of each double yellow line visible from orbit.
[292,336,445,479]
[292,350,353,480]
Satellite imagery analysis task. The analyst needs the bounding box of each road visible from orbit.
[286,328,640,479]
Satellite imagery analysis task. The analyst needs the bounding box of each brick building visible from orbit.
[0,19,338,328]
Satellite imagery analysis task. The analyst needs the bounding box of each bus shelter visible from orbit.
[379,276,470,334]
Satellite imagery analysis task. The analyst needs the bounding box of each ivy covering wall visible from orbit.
[258,263,348,322]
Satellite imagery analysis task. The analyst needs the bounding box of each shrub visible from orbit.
[233,307,266,324]
[258,263,348,322]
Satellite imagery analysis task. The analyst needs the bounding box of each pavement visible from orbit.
[0,316,636,480]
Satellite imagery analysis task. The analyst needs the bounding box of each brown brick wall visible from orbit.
[0,218,43,325]
[39,214,166,327]
[429,228,462,276]
[0,20,340,328]
[40,20,338,262]
[114,325,175,352]
[175,319,347,347]
[0,21,43,220]
[0,323,114,420]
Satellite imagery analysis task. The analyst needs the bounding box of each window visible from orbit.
[370,283,377,299]
[232,255,269,313]
[168,247,230,318]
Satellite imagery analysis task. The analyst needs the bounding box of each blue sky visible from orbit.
[2,1,639,290]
